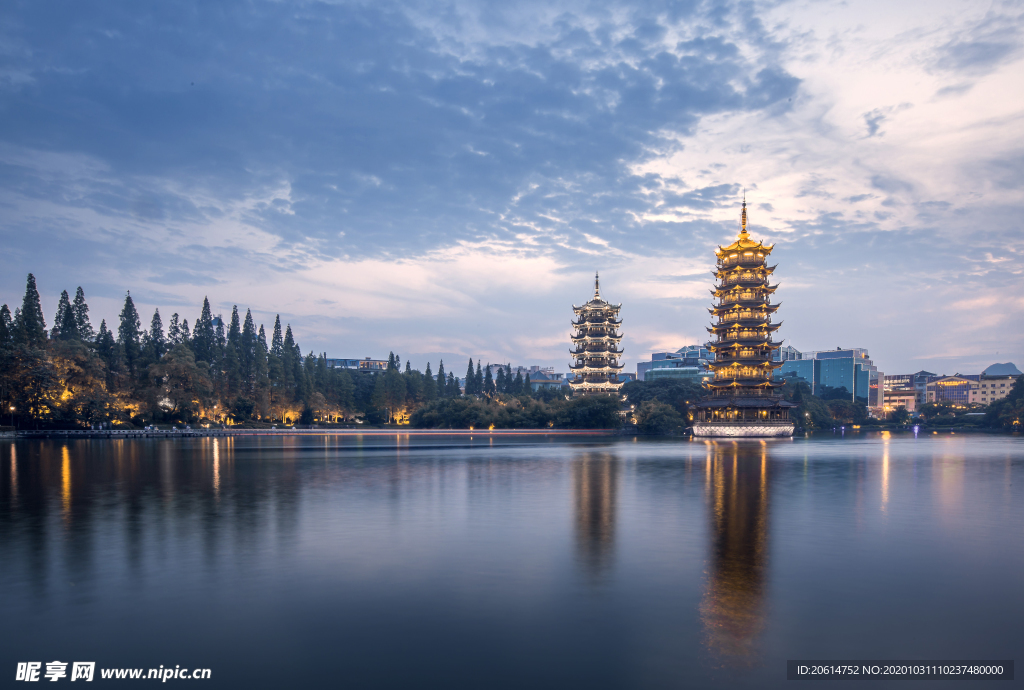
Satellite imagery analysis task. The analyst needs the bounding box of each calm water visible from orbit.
[1,434,1021,688]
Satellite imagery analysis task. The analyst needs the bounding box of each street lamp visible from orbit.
[9,406,14,429]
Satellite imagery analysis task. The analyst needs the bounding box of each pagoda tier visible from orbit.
[693,198,795,437]
[569,273,625,395]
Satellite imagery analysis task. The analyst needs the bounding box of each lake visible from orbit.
[1,433,1021,688]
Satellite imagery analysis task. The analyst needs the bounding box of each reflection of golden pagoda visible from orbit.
[693,198,795,437]
[572,455,619,579]
[569,273,624,394]
[700,442,770,663]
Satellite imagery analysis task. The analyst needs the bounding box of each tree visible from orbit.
[484,364,495,395]
[384,368,407,422]
[192,298,216,364]
[17,273,48,347]
[635,399,684,434]
[524,373,532,396]
[51,290,77,340]
[890,406,911,425]
[496,366,506,393]
[224,305,242,396]
[554,395,622,429]
[447,372,458,397]
[464,358,475,395]
[513,370,524,396]
[475,360,483,393]
[144,309,166,359]
[422,363,437,401]
[72,287,94,341]
[148,344,214,421]
[0,304,12,345]
[117,292,143,376]
[167,313,181,344]
[436,360,446,397]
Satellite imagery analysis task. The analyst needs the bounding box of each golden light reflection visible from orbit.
[10,444,16,501]
[573,455,619,581]
[700,443,770,664]
[213,438,220,496]
[61,445,71,518]
[881,435,890,513]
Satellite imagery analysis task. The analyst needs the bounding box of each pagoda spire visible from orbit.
[594,271,601,299]
[739,191,749,240]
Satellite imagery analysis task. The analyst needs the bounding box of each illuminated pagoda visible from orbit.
[692,198,796,437]
[569,273,625,395]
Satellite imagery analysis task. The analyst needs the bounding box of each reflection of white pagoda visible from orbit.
[569,273,624,395]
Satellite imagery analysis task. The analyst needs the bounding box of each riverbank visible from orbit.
[4,428,618,440]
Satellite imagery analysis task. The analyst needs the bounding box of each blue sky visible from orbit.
[1,0,1022,376]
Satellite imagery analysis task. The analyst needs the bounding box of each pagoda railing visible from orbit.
[715,329,770,341]
[718,311,768,323]
[718,254,767,268]
[718,292,767,305]
[712,368,771,380]
[719,273,765,287]
[705,387,780,398]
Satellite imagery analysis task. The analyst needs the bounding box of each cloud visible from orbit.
[0,0,1022,374]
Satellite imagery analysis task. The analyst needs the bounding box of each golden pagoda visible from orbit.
[692,198,796,437]
[569,273,625,395]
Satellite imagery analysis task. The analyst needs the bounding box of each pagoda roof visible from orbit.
[715,198,774,257]
[573,271,621,313]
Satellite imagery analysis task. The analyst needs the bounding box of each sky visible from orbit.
[1,0,1022,377]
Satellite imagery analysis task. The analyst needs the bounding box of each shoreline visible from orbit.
[2,428,619,440]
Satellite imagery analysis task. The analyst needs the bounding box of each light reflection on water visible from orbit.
[1,434,1022,689]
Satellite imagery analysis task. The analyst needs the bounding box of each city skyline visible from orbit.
[1,0,1022,375]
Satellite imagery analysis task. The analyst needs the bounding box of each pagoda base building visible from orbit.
[692,199,796,438]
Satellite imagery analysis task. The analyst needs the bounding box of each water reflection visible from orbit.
[700,441,770,665]
[572,454,619,581]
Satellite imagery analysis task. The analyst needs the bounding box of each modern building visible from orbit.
[692,199,796,437]
[883,389,917,414]
[637,345,714,382]
[772,344,802,362]
[325,358,364,370]
[778,348,884,411]
[969,363,1021,405]
[569,273,625,395]
[926,375,980,405]
[884,371,937,406]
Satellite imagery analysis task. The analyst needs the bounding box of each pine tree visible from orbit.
[405,360,411,374]
[465,358,475,395]
[437,360,446,397]
[55,292,80,341]
[146,309,165,356]
[180,319,191,343]
[447,372,458,397]
[51,290,72,339]
[513,370,524,396]
[95,320,120,386]
[168,313,182,344]
[484,364,495,395]
[72,287,94,341]
[524,373,532,396]
[241,309,257,395]
[388,352,396,371]
[475,360,483,394]
[192,298,216,364]
[423,362,436,401]
[17,273,48,347]
[268,316,284,405]
[224,306,242,396]
[496,366,506,394]
[0,304,12,345]
[118,291,142,375]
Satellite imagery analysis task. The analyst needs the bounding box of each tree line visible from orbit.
[0,273,620,430]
